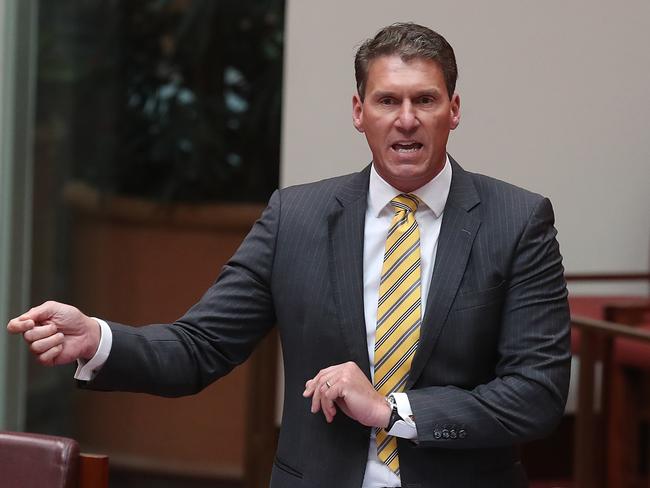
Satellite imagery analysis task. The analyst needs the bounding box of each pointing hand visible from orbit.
[7,301,100,366]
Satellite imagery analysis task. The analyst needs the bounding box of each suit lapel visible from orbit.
[407,158,481,389]
[328,166,372,378]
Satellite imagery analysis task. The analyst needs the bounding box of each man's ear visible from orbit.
[352,93,364,133]
[450,93,461,130]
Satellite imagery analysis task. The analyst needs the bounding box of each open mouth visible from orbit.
[391,142,423,153]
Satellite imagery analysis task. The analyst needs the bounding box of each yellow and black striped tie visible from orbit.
[374,193,422,476]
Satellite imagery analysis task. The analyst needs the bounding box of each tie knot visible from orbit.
[390,194,420,214]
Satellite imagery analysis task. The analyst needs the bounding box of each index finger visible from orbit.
[7,317,35,334]
[20,301,60,324]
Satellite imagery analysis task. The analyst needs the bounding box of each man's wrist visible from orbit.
[385,394,403,430]
[81,316,102,360]
[75,318,112,381]
[378,395,392,429]
[384,392,417,439]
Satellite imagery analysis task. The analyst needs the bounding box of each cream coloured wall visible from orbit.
[281,0,650,284]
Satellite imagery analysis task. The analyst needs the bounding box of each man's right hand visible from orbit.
[6,301,100,366]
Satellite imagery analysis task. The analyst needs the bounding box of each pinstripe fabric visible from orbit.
[88,158,571,488]
[374,194,421,475]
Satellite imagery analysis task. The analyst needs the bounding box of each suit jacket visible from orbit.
[87,157,571,488]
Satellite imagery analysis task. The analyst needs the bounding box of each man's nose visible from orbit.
[395,102,419,131]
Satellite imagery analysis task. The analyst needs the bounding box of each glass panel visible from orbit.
[28,0,284,484]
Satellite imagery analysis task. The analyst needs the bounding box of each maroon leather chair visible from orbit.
[0,430,108,488]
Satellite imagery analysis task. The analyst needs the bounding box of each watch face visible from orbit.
[387,394,397,408]
[386,395,402,431]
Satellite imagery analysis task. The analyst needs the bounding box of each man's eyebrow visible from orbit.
[415,88,441,97]
[371,90,397,99]
[370,88,442,99]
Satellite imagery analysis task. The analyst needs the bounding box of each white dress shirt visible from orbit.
[75,317,111,380]
[361,158,451,487]
[76,157,452,487]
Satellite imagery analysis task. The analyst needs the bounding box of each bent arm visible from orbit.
[408,197,571,448]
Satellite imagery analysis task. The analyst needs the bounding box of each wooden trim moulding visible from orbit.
[565,272,650,282]
[571,314,650,488]
[62,181,266,231]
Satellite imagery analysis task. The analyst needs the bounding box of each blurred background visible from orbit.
[1,1,648,487]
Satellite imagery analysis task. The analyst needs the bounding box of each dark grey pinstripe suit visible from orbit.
[88,157,571,487]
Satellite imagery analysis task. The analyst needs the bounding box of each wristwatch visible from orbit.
[385,394,403,431]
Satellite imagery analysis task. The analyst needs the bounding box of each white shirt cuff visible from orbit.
[74,318,113,381]
[386,392,418,439]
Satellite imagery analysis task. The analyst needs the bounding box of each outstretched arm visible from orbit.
[7,189,280,397]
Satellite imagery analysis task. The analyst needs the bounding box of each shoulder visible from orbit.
[279,171,360,197]
[456,160,548,210]
[468,169,543,203]
[276,167,369,210]
[450,159,555,229]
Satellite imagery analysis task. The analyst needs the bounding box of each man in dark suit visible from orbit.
[8,23,570,487]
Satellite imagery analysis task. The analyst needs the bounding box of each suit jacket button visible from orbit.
[450,429,457,439]
[442,429,450,439]
[433,429,442,439]
[458,429,467,439]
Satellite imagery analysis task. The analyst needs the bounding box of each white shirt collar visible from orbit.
[368,155,452,218]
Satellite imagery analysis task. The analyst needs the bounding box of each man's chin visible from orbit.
[377,160,444,191]
[382,172,428,192]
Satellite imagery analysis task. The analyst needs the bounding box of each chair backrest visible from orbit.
[0,430,108,488]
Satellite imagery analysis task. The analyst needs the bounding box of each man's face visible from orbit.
[352,55,460,192]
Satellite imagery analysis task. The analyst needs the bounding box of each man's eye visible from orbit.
[379,98,395,105]
[418,96,434,104]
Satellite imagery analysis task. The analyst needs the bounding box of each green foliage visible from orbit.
[39,0,284,203]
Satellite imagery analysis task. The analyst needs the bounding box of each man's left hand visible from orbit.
[303,361,390,428]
